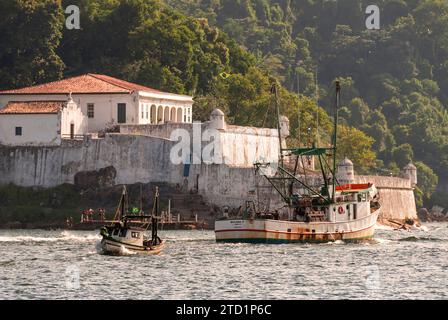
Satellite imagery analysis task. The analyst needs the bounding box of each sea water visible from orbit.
[0,223,447,299]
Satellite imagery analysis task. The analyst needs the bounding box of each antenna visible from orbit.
[315,67,319,146]
[332,81,341,202]
[297,62,301,147]
[271,83,284,168]
[297,100,301,147]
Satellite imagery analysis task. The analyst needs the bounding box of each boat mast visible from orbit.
[120,185,127,220]
[151,187,159,243]
[332,81,341,202]
[272,83,284,168]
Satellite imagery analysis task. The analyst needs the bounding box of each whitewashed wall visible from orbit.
[0,92,193,131]
[356,175,417,220]
[0,114,60,146]
[138,98,192,125]
[0,134,417,221]
[119,122,280,167]
[218,126,280,167]
[60,102,88,137]
[0,93,136,132]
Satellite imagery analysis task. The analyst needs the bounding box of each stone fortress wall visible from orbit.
[0,110,418,222]
[338,158,418,221]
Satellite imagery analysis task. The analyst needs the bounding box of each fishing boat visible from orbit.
[100,186,164,255]
[215,81,381,243]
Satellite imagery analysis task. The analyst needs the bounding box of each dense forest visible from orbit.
[167,0,448,208]
[0,0,445,208]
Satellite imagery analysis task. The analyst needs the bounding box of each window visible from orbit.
[117,103,126,123]
[87,104,94,118]
[131,232,140,239]
[141,105,144,119]
[146,105,149,119]
[15,127,22,136]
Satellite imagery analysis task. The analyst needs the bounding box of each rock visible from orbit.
[74,166,116,190]
[417,208,430,222]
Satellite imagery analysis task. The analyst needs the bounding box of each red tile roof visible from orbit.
[0,101,64,114]
[0,74,165,95]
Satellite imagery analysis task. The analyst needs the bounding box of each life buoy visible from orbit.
[338,206,345,214]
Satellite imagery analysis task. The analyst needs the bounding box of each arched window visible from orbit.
[157,105,164,124]
[164,106,170,122]
[170,107,176,122]
[150,105,157,124]
[177,108,183,123]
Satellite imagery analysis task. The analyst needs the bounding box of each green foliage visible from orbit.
[414,161,438,202]
[391,143,414,168]
[3,0,442,205]
[414,186,424,208]
[167,0,448,205]
[56,0,257,95]
[336,125,377,174]
[0,0,65,89]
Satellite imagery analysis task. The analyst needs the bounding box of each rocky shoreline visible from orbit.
[417,208,448,223]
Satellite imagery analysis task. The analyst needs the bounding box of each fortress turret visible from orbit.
[403,162,417,187]
[209,108,226,130]
[337,157,355,185]
[279,115,290,138]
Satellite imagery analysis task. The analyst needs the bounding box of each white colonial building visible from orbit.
[0,97,87,146]
[0,74,193,133]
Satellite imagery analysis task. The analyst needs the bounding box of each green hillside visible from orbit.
[0,0,444,208]
[166,0,447,207]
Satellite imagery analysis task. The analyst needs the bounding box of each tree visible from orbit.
[414,161,438,203]
[391,143,414,168]
[0,0,65,90]
[336,125,377,174]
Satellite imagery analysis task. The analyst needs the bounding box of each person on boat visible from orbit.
[98,208,105,221]
[88,208,94,222]
[81,209,89,222]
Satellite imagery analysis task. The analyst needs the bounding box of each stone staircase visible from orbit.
[154,186,215,226]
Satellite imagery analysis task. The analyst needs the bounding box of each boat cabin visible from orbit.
[104,224,147,246]
[291,183,378,223]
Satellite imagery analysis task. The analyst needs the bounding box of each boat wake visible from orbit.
[398,236,445,242]
[94,241,105,254]
[118,245,138,256]
[165,237,213,242]
[0,231,100,243]
[370,237,394,245]
[324,240,345,245]
[375,224,395,230]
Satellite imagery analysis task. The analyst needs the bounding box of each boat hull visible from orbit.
[215,209,379,243]
[100,238,165,255]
